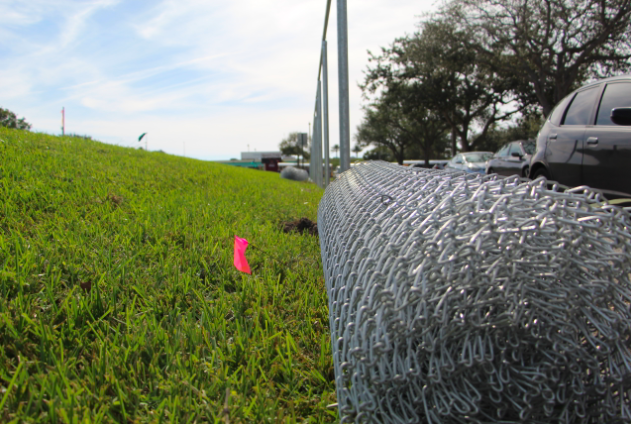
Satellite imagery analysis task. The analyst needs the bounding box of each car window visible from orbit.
[548,94,574,126]
[463,152,493,163]
[522,141,535,155]
[453,155,463,163]
[596,82,631,125]
[509,143,522,156]
[496,145,509,157]
[563,86,599,125]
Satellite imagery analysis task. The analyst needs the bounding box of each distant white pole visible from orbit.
[61,107,65,136]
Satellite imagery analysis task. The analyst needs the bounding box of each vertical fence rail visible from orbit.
[315,81,323,187]
[310,0,349,188]
[310,95,317,182]
[336,0,350,173]
[322,40,331,187]
[311,81,323,187]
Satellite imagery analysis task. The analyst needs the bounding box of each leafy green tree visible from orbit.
[279,132,309,162]
[357,82,449,165]
[480,113,545,152]
[363,145,395,162]
[444,0,631,116]
[397,20,520,152]
[332,144,339,159]
[361,19,519,155]
[0,108,31,130]
[356,91,414,165]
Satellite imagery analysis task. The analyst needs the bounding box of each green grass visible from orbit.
[0,127,335,423]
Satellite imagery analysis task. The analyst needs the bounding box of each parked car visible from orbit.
[410,160,449,169]
[486,140,535,177]
[529,75,631,198]
[446,152,494,174]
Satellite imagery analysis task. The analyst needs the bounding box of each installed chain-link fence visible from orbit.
[318,161,631,424]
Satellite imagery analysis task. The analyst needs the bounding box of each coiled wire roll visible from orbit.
[318,161,631,424]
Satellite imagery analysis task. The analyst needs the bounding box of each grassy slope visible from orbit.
[0,128,334,423]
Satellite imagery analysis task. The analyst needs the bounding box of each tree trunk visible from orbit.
[389,145,404,165]
[424,142,431,167]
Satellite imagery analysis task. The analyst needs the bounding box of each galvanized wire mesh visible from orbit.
[281,166,309,182]
[318,161,631,424]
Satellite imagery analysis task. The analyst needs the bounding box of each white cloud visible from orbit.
[1,0,439,160]
[58,0,120,47]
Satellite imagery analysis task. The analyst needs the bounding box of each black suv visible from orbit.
[529,75,631,198]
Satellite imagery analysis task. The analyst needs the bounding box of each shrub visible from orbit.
[0,107,31,130]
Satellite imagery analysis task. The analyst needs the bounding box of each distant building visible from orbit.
[240,151,284,172]
[218,151,294,172]
[217,160,262,170]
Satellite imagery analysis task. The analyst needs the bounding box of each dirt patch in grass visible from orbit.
[79,281,92,292]
[282,218,318,236]
[106,193,124,206]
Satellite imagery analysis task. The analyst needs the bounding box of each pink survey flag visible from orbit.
[233,236,251,274]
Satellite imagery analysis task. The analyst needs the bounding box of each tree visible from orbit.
[279,132,309,163]
[357,81,449,166]
[401,20,521,152]
[363,145,395,162]
[480,112,544,152]
[444,0,631,116]
[356,92,414,165]
[352,144,362,158]
[332,144,340,158]
[362,19,520,154]
[0,108,31,130]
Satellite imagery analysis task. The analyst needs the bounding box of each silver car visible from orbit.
[446,152,494,174]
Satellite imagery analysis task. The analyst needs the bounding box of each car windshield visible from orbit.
[523,141,535,155]
[463,152,493,163]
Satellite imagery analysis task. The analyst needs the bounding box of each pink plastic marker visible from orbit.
[233,236,251,274]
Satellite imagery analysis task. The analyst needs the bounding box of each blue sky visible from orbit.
[1,0,438,160]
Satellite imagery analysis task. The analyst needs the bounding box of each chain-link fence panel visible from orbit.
[318,161,631,424]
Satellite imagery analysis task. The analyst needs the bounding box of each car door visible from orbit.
[546,85,601,187]
[491,144,510,175]
[449,154,464,171]
[505,142,524,176]
[583,81,631,197]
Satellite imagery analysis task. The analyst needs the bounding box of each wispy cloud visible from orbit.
[1,0,438,160]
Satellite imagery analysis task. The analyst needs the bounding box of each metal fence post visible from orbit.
[310,120,316,182]
[314,80,323,188]
[337,0,351,173]
[322,40,331,187]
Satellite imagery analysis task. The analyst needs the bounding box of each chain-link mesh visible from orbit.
[318,161,631,424]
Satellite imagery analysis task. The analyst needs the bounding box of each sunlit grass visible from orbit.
[0,127,335,423]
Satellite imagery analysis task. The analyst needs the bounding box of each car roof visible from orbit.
[574,74,631,91]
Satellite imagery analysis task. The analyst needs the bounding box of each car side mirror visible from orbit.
[611,108,631,126]
[511,152,522,158]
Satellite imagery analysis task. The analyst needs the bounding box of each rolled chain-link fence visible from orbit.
[318,161,631,424]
